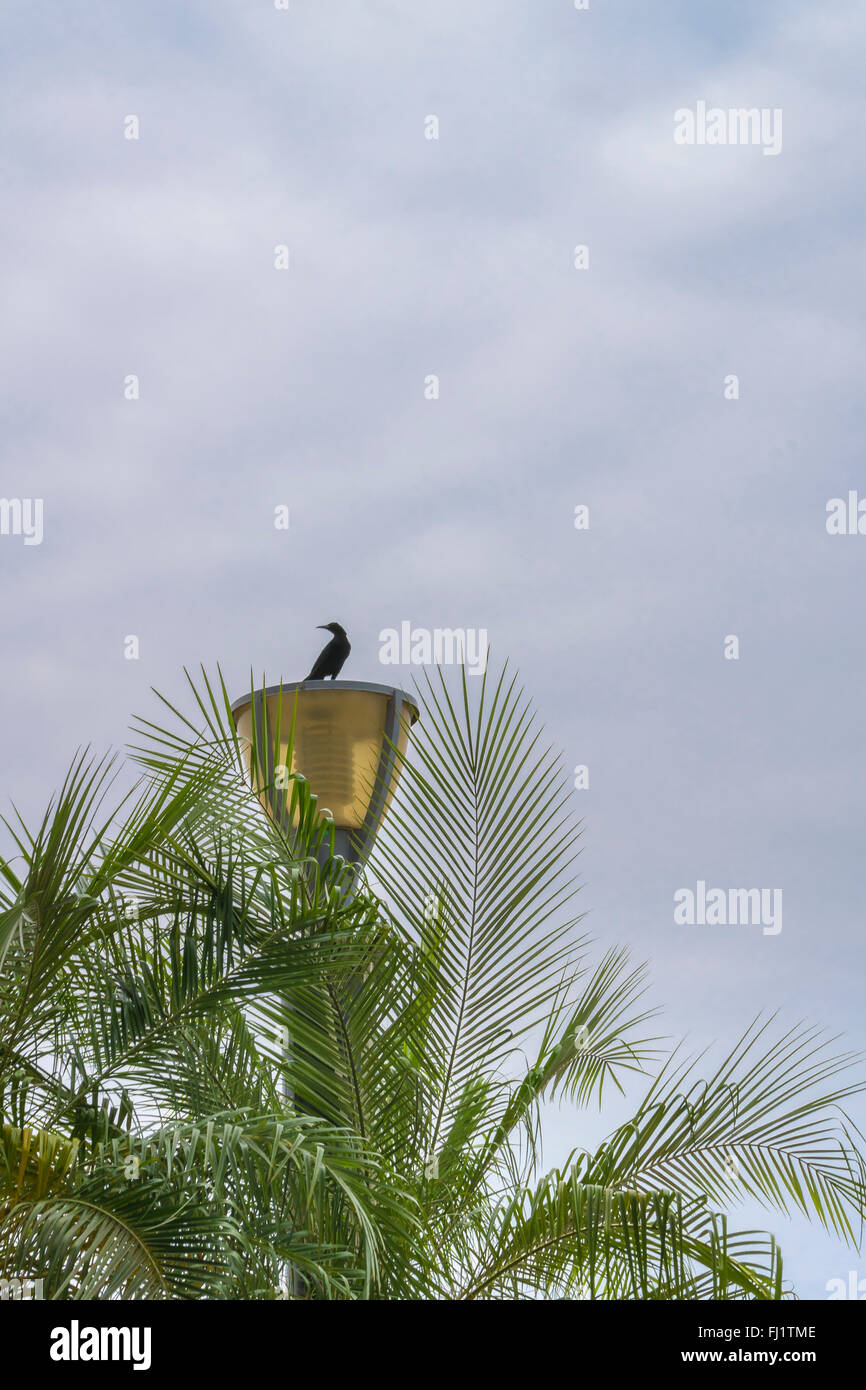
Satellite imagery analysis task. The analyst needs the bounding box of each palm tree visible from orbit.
[0,662,863,1298]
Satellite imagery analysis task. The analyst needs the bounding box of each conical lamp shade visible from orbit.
[231,680,418,865]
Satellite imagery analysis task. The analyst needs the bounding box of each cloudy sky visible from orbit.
[2,0,865,1297]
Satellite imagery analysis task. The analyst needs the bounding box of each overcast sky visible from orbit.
[2,0,865,1298]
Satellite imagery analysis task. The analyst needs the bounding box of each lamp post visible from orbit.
[229,677,419,1299]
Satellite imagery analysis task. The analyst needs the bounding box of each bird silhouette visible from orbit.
[307,622,351,680]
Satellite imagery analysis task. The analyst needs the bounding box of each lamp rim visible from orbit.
[230,680,419,724]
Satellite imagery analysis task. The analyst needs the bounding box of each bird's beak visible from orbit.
[316,625,328,630]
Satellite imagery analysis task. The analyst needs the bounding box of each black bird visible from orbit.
[307,622,351,680]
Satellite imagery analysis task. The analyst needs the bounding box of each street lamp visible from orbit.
[230,679,419,872]
[229,678,419,1297]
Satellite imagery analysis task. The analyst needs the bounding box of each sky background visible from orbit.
[2,0,865,1298]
